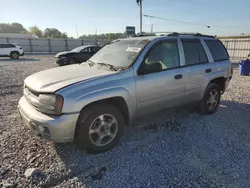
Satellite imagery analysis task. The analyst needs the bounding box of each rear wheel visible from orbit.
[10,51,19,59]
[199,83,221,114]
[75,104,125,153]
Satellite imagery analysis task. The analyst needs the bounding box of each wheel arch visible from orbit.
[209,77,227,94]
[74,96,130,138]
[10,50,20,55]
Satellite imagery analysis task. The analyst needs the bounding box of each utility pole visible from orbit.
[150,24,153,33]
[136,0,142,34]
[95,29,98,44]
[75,25,78,38]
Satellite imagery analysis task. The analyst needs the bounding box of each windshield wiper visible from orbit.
[86,59,95,66]
[96,62,118,71]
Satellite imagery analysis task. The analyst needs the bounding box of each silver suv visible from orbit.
[18,33,232,153]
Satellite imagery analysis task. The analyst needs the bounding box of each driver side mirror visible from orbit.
[137,61,162,75]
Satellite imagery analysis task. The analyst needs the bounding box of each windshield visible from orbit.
[89,39,149,68]
[71,46,84,52]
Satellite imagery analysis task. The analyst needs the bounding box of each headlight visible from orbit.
[38,94,64,115]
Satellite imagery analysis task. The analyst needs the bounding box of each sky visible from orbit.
[1,0,250,37]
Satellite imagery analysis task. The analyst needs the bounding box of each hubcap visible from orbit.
[13,53,18,58]
[206,89,219,110]
[89,114,118,146]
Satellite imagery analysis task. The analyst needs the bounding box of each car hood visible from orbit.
[55,51,76,57]
[24,64,115,93]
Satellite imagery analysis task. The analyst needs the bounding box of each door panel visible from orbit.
[135,68,186,115]
[185,63,213,101]
[79,47,92,62]
[181,39,212,101]
[79,53,91,61]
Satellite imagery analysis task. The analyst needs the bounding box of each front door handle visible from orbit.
[205,68,212,73]
[174,74,183,79]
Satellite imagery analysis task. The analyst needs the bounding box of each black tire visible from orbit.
[10,51,20,59]
[75,104,125,153]
[199,83,221,115]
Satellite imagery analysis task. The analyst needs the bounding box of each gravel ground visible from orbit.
[0,56,249,188]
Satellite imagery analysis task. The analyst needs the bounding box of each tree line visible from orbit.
[0,22,156,40]
[0,23,68,38]
[0,23,129,40]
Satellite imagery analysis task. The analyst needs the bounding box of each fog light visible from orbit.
[30,122,40,135]
[38,125,50,137]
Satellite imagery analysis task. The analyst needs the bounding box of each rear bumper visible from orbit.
[18,96,79,142]
[224,76,232,91]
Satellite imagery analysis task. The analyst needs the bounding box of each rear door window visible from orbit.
[205,40,229,62]
[181,39,208,66]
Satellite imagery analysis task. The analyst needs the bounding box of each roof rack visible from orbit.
[167,32,215,38]
[133,32,215,38]
[135,33,156,37]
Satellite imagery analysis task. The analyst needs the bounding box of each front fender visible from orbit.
[61,87,136,120]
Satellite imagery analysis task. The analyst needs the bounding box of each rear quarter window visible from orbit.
[205,40,229,62]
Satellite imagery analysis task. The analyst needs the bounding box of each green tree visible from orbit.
[29,26,43,37]
[0,23,27,33]
[43,28,62,38]
[61,32,68,38]
[79,32,126,40]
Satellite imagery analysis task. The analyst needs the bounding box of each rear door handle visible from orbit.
[205,68,212,73]
[174,74,183,79]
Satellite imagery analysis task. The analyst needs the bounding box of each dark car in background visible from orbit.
[55,45,101,66]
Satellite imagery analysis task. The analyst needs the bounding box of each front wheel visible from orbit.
[10,52,19,59]
[69,59,76,64]
[199,83,221,114]
[75,104,125,153]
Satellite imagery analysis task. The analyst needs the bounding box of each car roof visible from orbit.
[0,43,18,45]
[117,32,217,42]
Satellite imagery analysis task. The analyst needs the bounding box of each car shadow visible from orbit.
[0,57,40,62]
[46,100,250,187]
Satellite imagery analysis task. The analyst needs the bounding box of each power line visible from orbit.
[143,14,210,28]
[143,14,250,29]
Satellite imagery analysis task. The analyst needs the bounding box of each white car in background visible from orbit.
[0,43,24,59]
